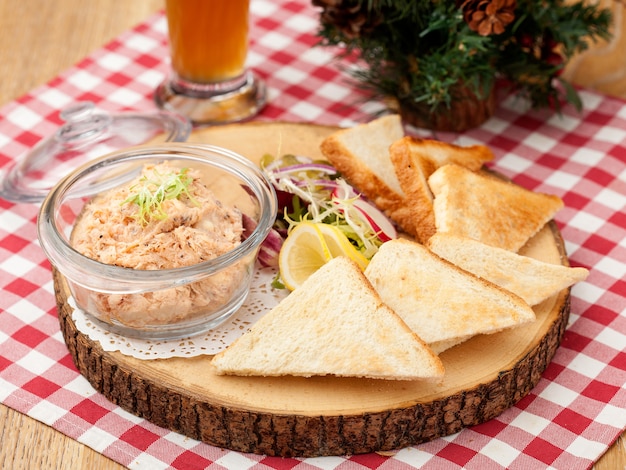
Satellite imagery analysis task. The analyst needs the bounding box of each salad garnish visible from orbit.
[259,153,397,286]
[123,166,198,225]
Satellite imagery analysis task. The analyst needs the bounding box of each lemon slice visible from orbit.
[278,222,369,290]
[315,223,369,270]
[278,222,332,291]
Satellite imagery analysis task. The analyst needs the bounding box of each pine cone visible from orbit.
[461,0,516,36]
[312,0,381,39]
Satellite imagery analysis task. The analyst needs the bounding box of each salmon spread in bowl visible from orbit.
[38,144,277,339]
[70,162,246,327]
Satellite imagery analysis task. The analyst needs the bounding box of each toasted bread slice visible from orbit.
[428,164,564,252]
[320,115,413,232]
[389,136,494,243]
[212,256,445,380]
[364,239,536,354]
[427,232,589,306]
[393,136,494,171]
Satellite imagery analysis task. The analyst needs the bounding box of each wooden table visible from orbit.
[0,1,623,468]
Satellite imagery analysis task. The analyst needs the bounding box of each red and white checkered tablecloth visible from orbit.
[0,1,625,469]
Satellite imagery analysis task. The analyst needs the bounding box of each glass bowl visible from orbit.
[38,143,277,339]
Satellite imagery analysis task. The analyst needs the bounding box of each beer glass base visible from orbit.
[154,71,266,125]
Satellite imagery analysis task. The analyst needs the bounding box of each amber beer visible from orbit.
[165,0,250,84]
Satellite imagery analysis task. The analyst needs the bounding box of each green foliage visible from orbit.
[315,0,612,118]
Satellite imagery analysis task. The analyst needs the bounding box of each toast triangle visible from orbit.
[212,256,445,380]
[364,239,536,354]
[427,232,589,306]
[429,164,564,252]
[389,136,494,243]
[319,115,413,232]
[400,136,494,171]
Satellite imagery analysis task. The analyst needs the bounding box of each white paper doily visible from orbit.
[69,266,289,360]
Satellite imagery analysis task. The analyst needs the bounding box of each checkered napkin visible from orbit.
[1,1,625,469]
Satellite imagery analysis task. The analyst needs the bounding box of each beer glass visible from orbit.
[155,0,266,124]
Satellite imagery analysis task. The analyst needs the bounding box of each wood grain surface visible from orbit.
[0,0,623,468]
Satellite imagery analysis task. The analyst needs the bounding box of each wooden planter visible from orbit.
[399,84,497,132]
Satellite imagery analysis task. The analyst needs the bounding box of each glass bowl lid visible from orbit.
[0,102,191,203]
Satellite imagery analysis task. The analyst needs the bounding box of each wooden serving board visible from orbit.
[55,122,571,457]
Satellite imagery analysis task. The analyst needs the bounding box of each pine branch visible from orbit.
[313,0,613,119]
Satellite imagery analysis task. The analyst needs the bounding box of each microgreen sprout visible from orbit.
[123,167,198,225]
